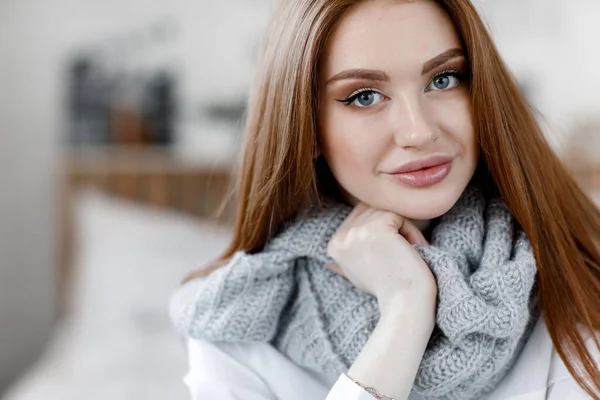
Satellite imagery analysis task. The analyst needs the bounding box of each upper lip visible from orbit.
[387,155,453,174]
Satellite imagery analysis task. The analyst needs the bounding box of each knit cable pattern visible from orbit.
[170,186,539,399]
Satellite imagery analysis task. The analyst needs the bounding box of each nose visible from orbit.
[390,94,434,149]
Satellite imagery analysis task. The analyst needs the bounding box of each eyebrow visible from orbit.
[325,69,390,85]
[421,48,465,75]
[325,47,465,85]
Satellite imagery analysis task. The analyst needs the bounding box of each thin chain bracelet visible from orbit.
[351,377,400,400]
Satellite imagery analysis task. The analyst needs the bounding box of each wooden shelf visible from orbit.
[57,145,236,315]
[63,145,236,174]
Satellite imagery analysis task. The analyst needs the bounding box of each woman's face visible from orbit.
[318,0,478,220]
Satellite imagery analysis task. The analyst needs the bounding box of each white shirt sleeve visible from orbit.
[326,374,382,400]
[547,378,594,399]
[183,338,376,400]
[183,335,600,400]
[545,328,600,400]
[183,338,276,400]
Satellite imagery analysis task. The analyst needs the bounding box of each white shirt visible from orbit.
[182,317,597,399]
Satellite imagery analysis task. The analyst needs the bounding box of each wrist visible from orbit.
[377,292,436,328]
[348,293,436,400]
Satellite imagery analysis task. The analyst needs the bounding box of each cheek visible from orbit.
[322,135,366,190]
[460,108,478,161]
[432,96,476,154]
[319,108,382,176]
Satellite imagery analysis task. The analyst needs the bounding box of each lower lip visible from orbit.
[388,161,452,187]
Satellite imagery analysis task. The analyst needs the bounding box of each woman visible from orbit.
[170,0,600,399]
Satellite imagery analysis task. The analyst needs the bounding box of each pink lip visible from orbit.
[386,156,454,188]
[388,155,454,174]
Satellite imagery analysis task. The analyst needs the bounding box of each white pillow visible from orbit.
[4,188,232,400]
[70,188,232,328]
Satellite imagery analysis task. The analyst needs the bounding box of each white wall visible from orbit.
[0,3,61,390]
[0,0,271,392]
[475,0,600,150]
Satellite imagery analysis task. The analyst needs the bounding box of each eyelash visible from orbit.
[339,87,378,106]
[338,68,468,106]
[427,68,467,91]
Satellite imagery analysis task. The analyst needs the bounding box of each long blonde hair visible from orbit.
[188,1,600,396]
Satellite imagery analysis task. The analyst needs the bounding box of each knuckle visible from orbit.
[327,235,345,257]
[348,225,376,242]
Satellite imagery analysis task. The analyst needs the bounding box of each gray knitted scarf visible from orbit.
[170,186,539,400]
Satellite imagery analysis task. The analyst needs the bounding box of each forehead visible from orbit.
[321,0,462,74]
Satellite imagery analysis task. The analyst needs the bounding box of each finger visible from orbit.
[325,263,345,276]
[398,218,429,246]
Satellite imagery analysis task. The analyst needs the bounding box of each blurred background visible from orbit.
[0,0,599,399]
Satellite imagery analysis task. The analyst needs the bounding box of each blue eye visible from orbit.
[341,89,384,108]
[427,71,462,91]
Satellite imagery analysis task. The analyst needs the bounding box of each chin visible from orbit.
[398,200,454,220]
[375,182,468,220]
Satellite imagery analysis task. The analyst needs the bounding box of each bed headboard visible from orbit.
[58,146,235,315]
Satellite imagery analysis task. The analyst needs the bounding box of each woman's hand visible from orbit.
[326,202,437,315]
[326,203,438,399]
